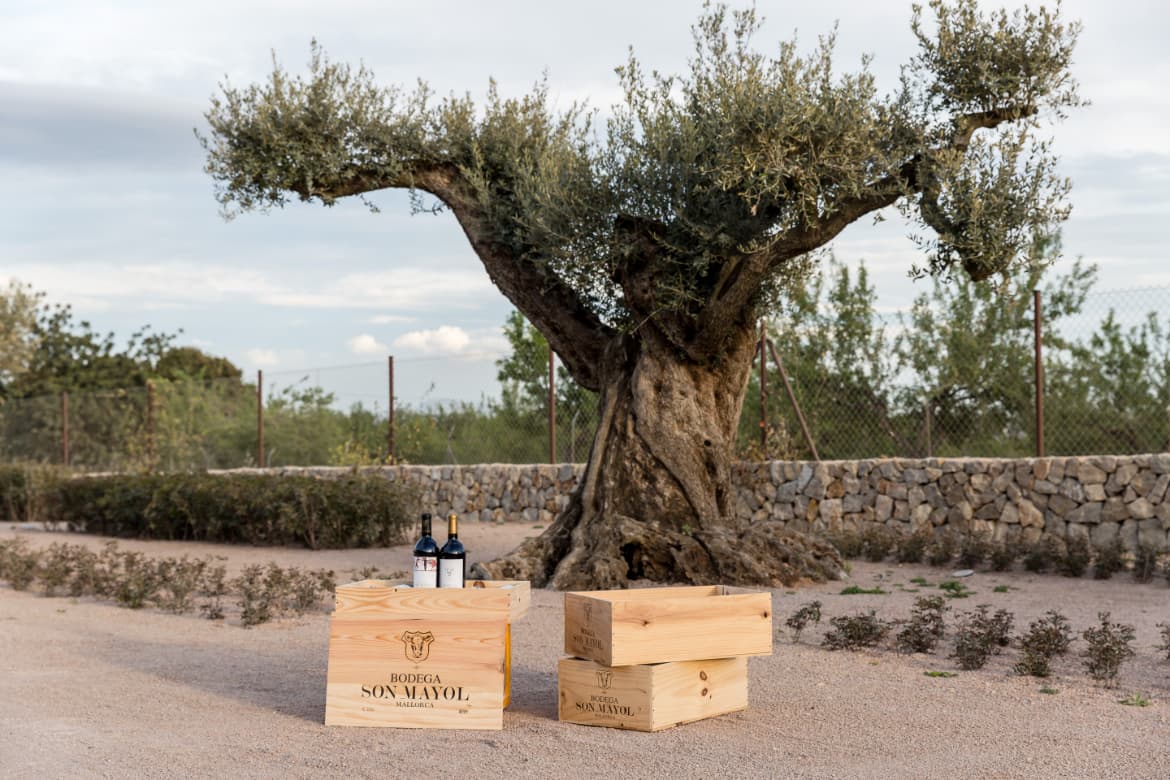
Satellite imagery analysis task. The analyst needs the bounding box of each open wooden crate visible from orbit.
[325,579,529,730]
[564,584,773,666]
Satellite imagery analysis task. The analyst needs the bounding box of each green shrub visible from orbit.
[0,537,40,590]
[896,528,932,564]
[1058,535,1091,578]
[1015,610,1074,677]
[861,525,897,563]
[950,605,1014,670]
[1132,544,1160,583]
[827,529,863,559]
[0,465,65,525]
[895,595,948,654]
[925,530,959,567]
[988,541,1016,572]
[958,533,992,568]
[54,471,417,549]
[1092,539,1125,580]
[1081,612,1136,686]
[1023,537,1063,573]
[785,601,822,642]
[822,611,890,651]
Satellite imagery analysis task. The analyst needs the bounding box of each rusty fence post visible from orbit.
[548,346,556,464]
[1033,289,1045,458]
[766,339,820,462]
[388,355,396,463]
[61,391,69,467]
[759,319,768,454]
[257,369,265,468]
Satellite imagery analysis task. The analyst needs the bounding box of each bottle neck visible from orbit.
[447,515,458,538]
[421,515,432,537]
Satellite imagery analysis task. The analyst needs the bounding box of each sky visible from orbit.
[2,0,1168,410]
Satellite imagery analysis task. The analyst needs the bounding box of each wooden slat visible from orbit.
[564,586,772,666]
[557,657,748,732]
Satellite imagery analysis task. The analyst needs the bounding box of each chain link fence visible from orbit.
[2,285,1167,470]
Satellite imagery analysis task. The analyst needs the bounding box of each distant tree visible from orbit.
[0,280,42,396]
[201,1,1083,588]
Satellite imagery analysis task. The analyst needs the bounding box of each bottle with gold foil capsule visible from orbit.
[437,512,466,588]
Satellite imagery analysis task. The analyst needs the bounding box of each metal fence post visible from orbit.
[1033,289,1045,458]
[146,380,155,471]
[924,397,933,458]
[257,369,265,468]
[61,391,69,467]
[388,355,396,462]
[548,346,556,464]
[759,319,768,454]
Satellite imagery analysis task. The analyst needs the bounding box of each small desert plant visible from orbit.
[840,585,887,595]
[36,543,77,596]
[896,595,948,654]
[923,670,958,678]
[827,529,864,559]
[1157,623,1170,661]
[785,601,823,642]
[1082,612,1136,686]
[1015,610,1074,677]
[0,537,41,591]
[896,528,932,564]
[958,533,993,568]
[925,531,959,567]
[1092,538,1125,580]
[1132,543,1160,583]
[1058,535,1091,578]
[988,542,1016,572]
[112,550,161,609]
[199,561,228,620]
[861,525,898,563]
[155,556,209,614]
[950,605,1014,670]
[822,612,890,651]
[288,566,336,615]
[236,564,275,626]
[939,580,973,599]
[1023,537,1063,573]
[1118,692,1152,707]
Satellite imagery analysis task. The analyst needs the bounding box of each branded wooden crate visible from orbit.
[564,585,772,666]
[325,579,529,730]
[558,656,748,731]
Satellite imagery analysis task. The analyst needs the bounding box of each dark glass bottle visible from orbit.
[437,512,466,588]
[412,513,439,588]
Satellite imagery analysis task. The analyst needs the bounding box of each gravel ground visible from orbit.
[1,521,1168,780]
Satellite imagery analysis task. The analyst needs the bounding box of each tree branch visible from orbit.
[296,162,615,391]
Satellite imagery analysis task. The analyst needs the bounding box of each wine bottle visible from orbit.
[412,512,439,588]
[438,512,466,588]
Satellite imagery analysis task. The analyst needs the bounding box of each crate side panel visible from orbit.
[564,593,614,662]
[608,591,773,665]
[326,617,505,729]
[647,657,748,731]
[557,658,654,731]
[333,583,511,619]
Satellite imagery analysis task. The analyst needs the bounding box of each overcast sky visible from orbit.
[2,0,1167,408]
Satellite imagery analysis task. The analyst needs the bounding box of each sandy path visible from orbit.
[1,522,1168,779]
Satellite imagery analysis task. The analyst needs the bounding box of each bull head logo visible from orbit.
[400,630,435,663]
[596,670,612,690]
[583,602,594,623]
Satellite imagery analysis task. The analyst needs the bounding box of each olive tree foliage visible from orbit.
[200,0,1081,385]
[0,280,43,394]
[199,1,1082,588]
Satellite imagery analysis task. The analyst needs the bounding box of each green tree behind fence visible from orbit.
[1,265,1167,470]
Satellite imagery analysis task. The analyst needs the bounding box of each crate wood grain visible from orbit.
[564,585,772,666]
[326,579,528,729]
[558,656,748,731]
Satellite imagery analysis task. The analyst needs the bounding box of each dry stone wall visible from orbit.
[267,455,1170,551]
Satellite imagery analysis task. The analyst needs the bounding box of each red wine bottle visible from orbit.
[438,512,466,588]
[412,513,439,588]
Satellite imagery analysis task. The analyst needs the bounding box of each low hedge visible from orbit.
[0,466,417,548]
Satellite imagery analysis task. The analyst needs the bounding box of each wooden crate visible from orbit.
[325,579,529,730]
[564,585,772,666]
[558,656,748,731]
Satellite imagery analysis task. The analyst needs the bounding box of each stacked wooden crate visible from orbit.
[325,578,529,730]
[558,585,773,731]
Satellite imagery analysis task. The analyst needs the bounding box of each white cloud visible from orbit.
[244,348,280,367]
[347,333,389,355]
[393,326,472,355]
[369,314,414,324]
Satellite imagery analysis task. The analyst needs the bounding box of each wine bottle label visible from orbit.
[413,556,437,588]
[438,558,465,588]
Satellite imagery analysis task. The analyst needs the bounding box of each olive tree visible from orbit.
[200,1,1082,588]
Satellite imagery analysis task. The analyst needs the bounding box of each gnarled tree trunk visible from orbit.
[472,326,844,589]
